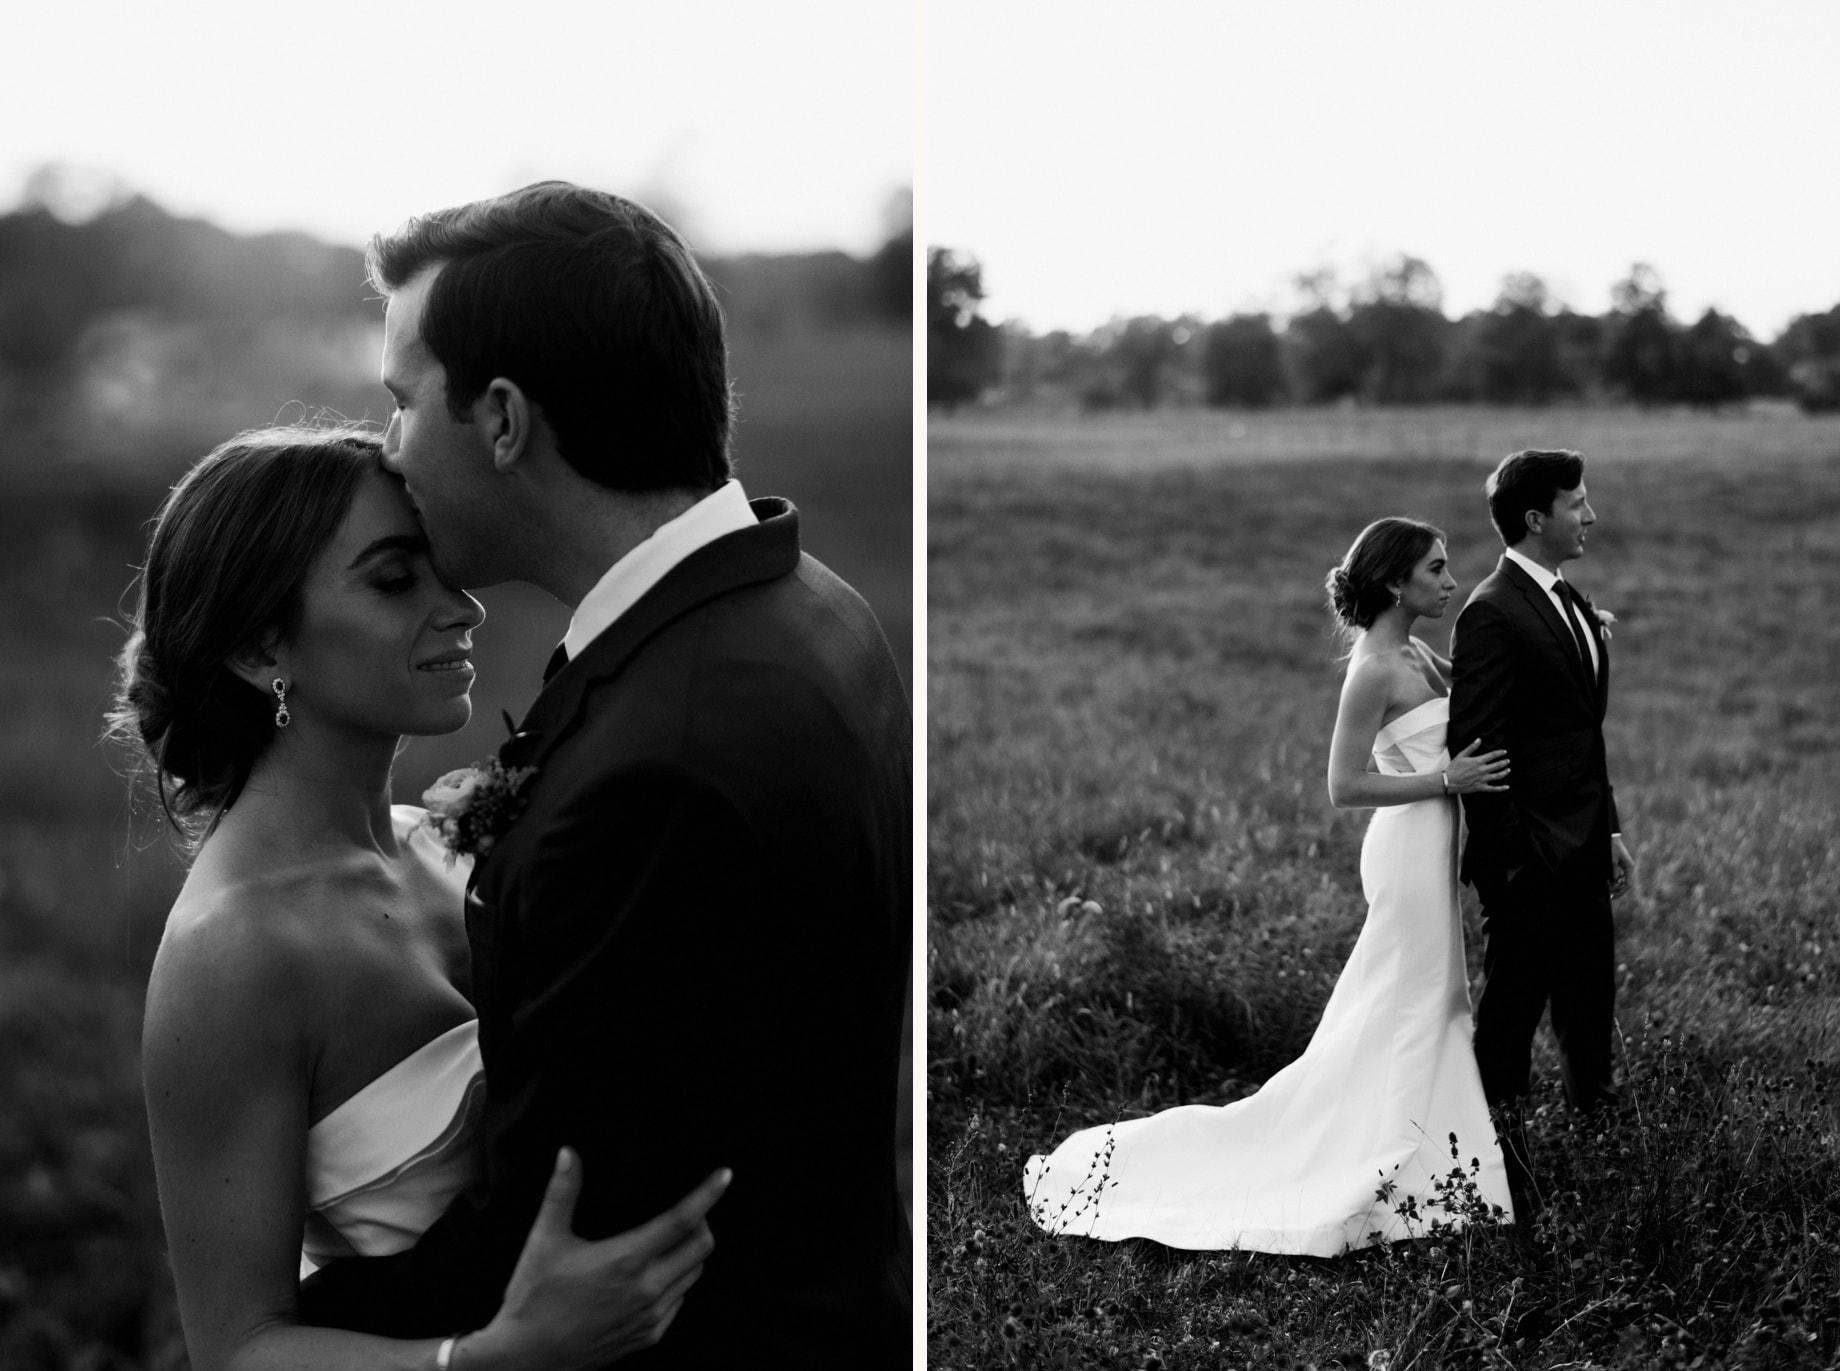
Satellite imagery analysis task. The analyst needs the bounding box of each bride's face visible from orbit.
[273,470,486,740]
[1396,539,1457,619]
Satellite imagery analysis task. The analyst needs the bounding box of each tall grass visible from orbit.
[928,408,1840,1369]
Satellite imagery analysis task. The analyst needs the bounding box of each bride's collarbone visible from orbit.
[176,848,466,1006]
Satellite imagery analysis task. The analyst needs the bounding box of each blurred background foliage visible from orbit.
[0,172,911,1368]
[929,245,1840,416]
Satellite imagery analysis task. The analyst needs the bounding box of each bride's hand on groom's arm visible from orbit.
[462,1150,731,1371]
[1444,739,1512,796]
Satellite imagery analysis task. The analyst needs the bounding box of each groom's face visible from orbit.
[1531,482,1595,565]
[379,267,499,587]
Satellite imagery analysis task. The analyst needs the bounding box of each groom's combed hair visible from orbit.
[1325,516,1446,640]
[368,181,734,493]
[1486,449,1585,546]
[106,425,380,850]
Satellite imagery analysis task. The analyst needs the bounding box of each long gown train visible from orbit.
[1022,697,1512,1254]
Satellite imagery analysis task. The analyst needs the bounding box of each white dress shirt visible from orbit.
[1503,544,1598,677]
[559,479,757,662]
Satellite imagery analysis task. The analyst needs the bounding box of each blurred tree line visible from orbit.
[928,247,1840,415]
[0,175,911,483]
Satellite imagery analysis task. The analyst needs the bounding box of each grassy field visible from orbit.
[0,320,909,1368]
[928,404,1840,1369]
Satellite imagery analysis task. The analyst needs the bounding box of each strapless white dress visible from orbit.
[1023,697,1513,1254]
[299,1019,487,1278]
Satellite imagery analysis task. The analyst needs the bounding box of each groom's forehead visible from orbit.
[383,270,438,341]
[382,282,439,376]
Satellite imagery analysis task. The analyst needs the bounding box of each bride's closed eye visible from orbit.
[371,566,419,595]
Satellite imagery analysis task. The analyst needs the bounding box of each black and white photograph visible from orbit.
[928,2,1840,1366]
[0,3,912,1366]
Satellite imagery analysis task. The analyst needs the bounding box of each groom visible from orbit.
[297,182,911,1364]
[1449,449,1637,1222]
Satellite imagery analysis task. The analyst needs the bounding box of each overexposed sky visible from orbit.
[4,0,912,255]
[928,0,1840,340]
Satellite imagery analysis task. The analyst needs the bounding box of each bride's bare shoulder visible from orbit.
[141,875,325,1100]
[146,841,383,1035]
[1342,643,1411,697]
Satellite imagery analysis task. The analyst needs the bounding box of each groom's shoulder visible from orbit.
[680,548,898,689]
[587,551,904,746]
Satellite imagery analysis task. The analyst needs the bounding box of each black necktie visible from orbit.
[1557,583,1592,671]
[542,642,569,684]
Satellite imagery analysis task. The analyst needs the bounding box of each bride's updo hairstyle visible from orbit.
[1325,516,1446,641]
[107,424,383,846]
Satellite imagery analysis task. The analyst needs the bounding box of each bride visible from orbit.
[112,424,727,1369]
[1024,517,1516,1254]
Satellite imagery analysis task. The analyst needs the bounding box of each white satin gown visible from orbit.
[1023,697,1513,1254]
[299,1018,487,1279]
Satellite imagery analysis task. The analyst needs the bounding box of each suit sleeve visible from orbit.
[1448,598,1532,879]
[297,765,762,1337]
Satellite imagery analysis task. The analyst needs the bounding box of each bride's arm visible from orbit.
[144,903,721,1371]
[143,905,447,1371]
[1326,657,1507,808]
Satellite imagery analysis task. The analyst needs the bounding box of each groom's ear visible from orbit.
[476,378,544,474]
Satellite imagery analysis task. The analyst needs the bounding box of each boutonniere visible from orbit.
[421,756,538,864]
[1570,586,1615,641]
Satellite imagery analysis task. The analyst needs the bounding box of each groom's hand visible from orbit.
[470,1149,731,1370]
[1609,834,1638,901]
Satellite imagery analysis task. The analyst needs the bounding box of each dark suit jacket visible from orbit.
[1449,553,1619,892]
[299,498,912,1367]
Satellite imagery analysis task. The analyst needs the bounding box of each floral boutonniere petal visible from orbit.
[422,757,537,864]
[1592,607,1617,640]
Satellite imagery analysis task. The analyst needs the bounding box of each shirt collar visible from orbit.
[562,479,755,660]
[1503,543,1565,596]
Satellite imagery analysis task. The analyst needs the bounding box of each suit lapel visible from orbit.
[1499,556,1596,700]
[501,497,802,777]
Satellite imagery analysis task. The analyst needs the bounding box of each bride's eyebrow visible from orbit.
[347,533,428,570]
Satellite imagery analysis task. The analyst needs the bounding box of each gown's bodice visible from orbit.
[299,1018,486,1278]
[1371,696,1450,778]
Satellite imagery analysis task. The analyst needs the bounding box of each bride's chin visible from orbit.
[404,701,475,737]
